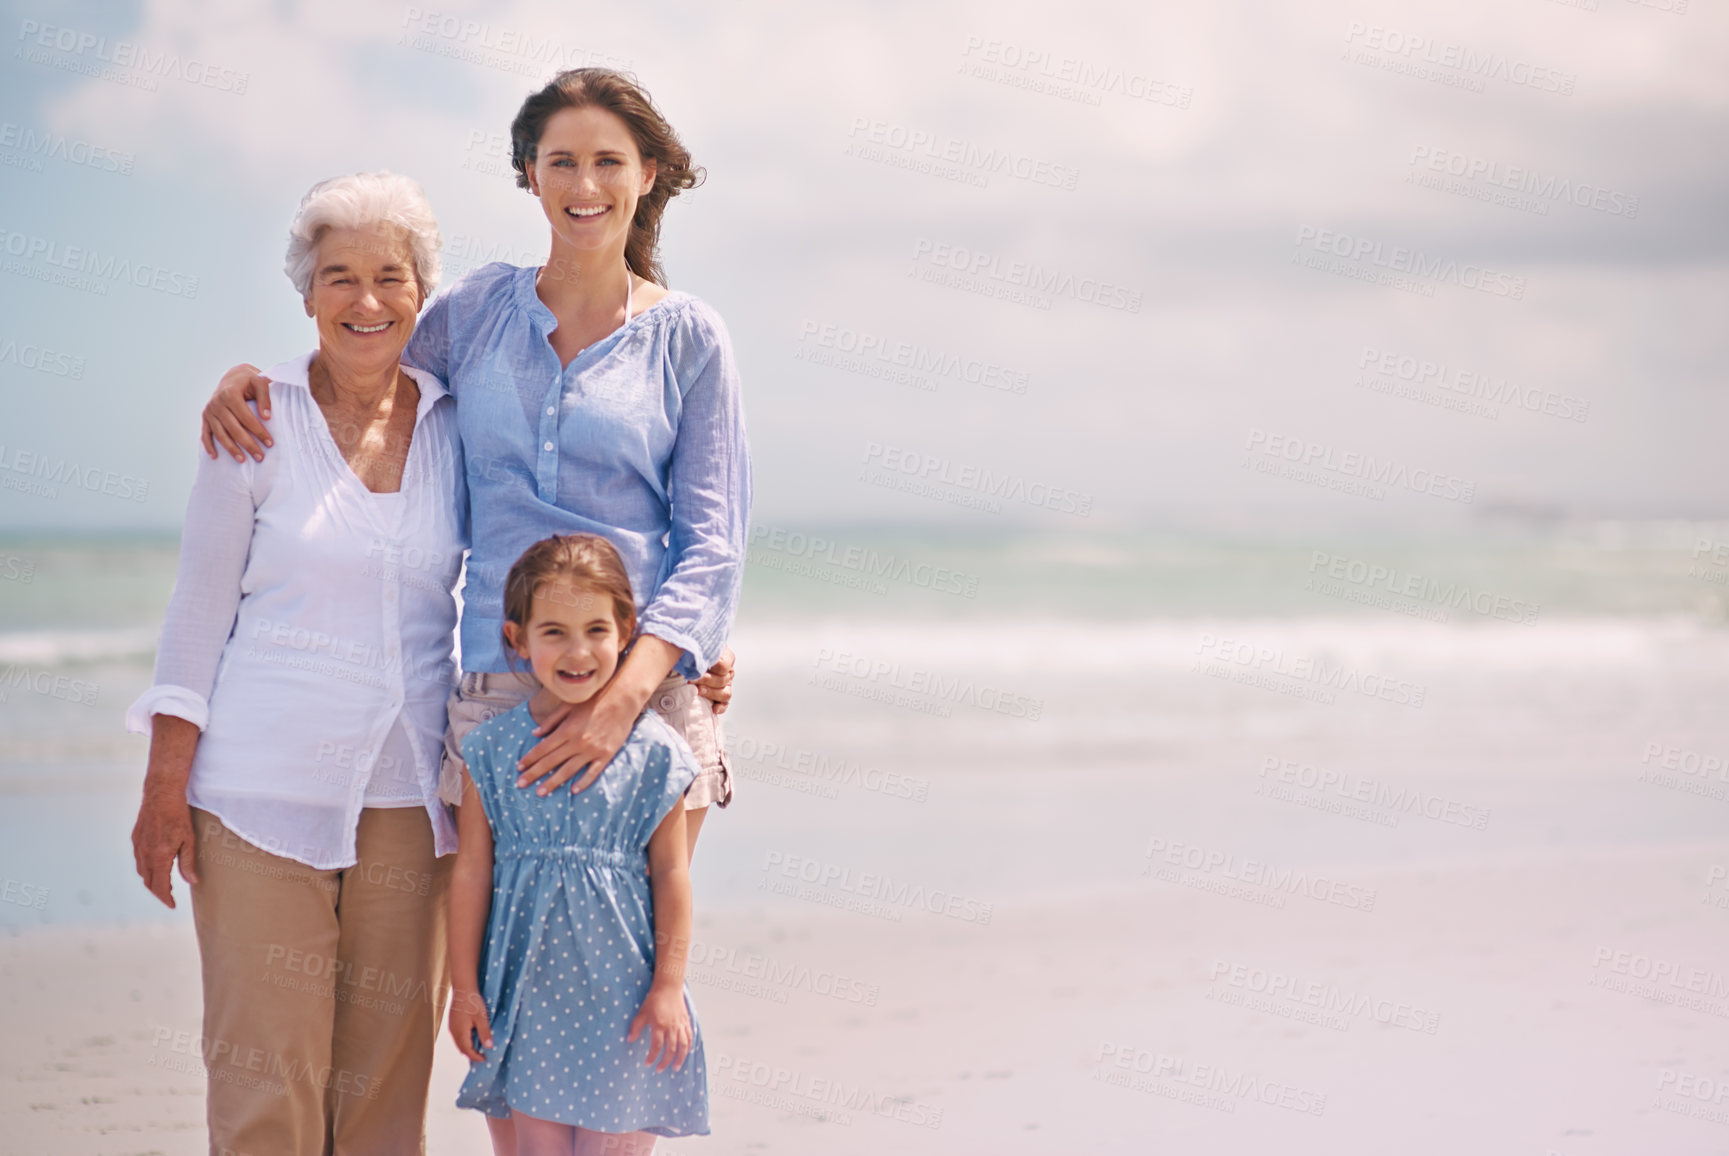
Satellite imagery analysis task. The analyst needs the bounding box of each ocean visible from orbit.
[2,523,1726,930]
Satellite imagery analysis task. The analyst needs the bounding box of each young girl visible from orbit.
[448,534,709,1155]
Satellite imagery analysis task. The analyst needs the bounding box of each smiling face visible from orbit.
[504,576,625,706]
[526,105,656,261]
[306,223,422,373]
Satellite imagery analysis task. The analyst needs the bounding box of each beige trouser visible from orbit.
[188,807,453,1156]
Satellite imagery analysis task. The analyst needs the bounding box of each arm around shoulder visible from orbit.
[202,365,277,462]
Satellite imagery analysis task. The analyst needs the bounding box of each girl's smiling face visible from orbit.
[526,105,656,259]
[504,576,625,705]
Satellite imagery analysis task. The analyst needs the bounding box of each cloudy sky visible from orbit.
[1,0,1725,534]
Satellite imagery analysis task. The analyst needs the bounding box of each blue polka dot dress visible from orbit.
[455,702,710,1136]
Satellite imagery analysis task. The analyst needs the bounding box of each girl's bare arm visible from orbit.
[629,801,693,1071]
[446,769,496,1061]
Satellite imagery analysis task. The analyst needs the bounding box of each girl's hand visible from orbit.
[516,681,638,795]
[627,985,692,1072]
[448,987,494,1062]
[693,647,735,715]
[201,364,275,462]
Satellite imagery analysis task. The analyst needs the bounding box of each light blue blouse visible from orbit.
[405,263,751,679]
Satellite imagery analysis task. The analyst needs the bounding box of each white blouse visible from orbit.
[126,353,466,869]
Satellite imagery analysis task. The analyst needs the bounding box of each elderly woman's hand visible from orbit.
[130,715,202,909]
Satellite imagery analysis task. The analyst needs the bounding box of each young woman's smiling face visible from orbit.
[527,106,656,258]
[504,577,625,706]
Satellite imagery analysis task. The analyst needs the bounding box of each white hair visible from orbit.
[284,171,442,299]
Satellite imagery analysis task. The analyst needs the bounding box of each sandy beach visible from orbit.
[8,839,1729,1155]
[8,566,1728,1155]
[3,0,1724,1146]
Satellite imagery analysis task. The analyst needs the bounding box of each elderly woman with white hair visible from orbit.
[127,171,463,1155]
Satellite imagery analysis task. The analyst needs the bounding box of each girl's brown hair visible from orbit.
[501,534,637,660]
[510,68,704,287]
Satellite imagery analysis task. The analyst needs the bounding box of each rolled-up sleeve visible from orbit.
[124,441,257,735]
[638,302,752,680]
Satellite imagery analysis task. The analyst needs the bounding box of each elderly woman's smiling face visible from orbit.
[304,223,423,371]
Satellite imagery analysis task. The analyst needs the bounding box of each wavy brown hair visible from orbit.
[501,534,637,665]
[510,68,704,287]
